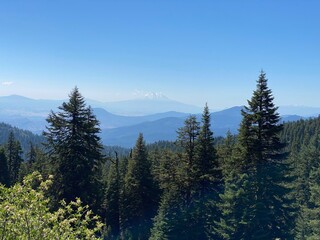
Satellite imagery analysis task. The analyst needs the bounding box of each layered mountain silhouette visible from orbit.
[0,95,310,147]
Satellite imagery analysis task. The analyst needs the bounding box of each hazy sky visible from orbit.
[0,1,320,109]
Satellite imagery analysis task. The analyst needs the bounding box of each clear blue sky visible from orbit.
[0,0,319,109]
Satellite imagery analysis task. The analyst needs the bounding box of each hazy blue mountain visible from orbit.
[0,95,62,115]
[94,108,189,129]
[0,95,193,132]
[0,122,45,158]
[0,94,200,116]
[210,106,244,135]
[101,117,185,147]
[281,115,306,123]
[0,95,61,133]
[279,106,320,117]
[101,98,202,115]
[0,115,46,134]
[99,106,244,147]
[0,95,307,147]
[100,106,305,147]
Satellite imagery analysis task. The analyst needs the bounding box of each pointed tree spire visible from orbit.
[44,87,104,210]
[122,133,158,239]
[237,71,293,239]
[0,147,10,186]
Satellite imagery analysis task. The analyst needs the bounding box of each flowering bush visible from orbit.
[0,172,104,239]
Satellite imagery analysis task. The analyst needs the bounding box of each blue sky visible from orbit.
[0,1,320,109]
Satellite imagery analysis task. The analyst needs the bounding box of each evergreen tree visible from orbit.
[44,87,104,211]
[292,135,320,239]
[27,142,37,166]
[306,157,320,239]
[150,151,184,240]
[122,133,157,240]
[0,147,10,186]
[216,142,251,240]
[235,71,293,239]
[195,104,222,196]
[29,145,51,177]
[217,131,237,178]
[176,115,200,204]
[168,115,202,239]
[19,142,39,180]
[104,153,121,239]
[193,104,223,239]
[150,186,188,240]
[152,111,222,240]
[6,131,23,185]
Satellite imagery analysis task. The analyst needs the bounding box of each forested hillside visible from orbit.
[0,122,44,152]
[1,72,320,239]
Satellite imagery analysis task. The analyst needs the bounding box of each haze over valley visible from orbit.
[0,94,313,147]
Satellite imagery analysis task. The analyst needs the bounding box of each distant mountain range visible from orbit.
[278,106,320,117]
[95,99,202,116]
[0,95,316,147]
[100,106,304,147]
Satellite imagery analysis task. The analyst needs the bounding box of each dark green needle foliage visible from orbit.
[220,71,294,239]
[0,147,10,186]
[44,87,104,211]
[151,108,223,240]
[104,153,121,239]
[6,132,23,186]
[3,71,320,239]
[122,133,158,240]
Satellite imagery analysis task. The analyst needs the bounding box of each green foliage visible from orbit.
[151,107,223,240]
[122,133,158,239]
[6,131,23,185]
[217,72,294,239]
[195,105,223,239]
[44,87,104,210]
[279,115,320,238]
[195,104,222,195]
[0,122,44,158]
[290,135,320,239]
[3,79,320,239]
[104,153,121,239]
[0,147,10,186]
[0,172,104,239]
[19,143,52,182]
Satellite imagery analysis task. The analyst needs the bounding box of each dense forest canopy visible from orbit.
[1,72,320,239]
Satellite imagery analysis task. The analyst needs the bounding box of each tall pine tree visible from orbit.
[237,71,293,239]
[44,87,104,211]
[104,152,121,239]
[0,147,10,186]
[152,109,223,240]
[6,132,23,185]
[122,133,158,240]
[195,104,223,239]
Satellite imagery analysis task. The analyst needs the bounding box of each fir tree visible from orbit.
[6,132,23,185]
[194,104,223,239]
[27,142,37,167]
[176,115,200,204]
[0,147,10,186]
[104,152,121,239]
[195,104,222,196]
[44,87,104,211]
[150,151,184,240]
[237,71,293,239]
[151,111,222,240]
[292,135,320,239]
[122,133,158,240]
[216,143,251,240]
[19,142,39,179]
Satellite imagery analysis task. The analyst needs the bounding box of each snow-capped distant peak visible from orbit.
[143,92,169,100]
[132,90,170,101]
